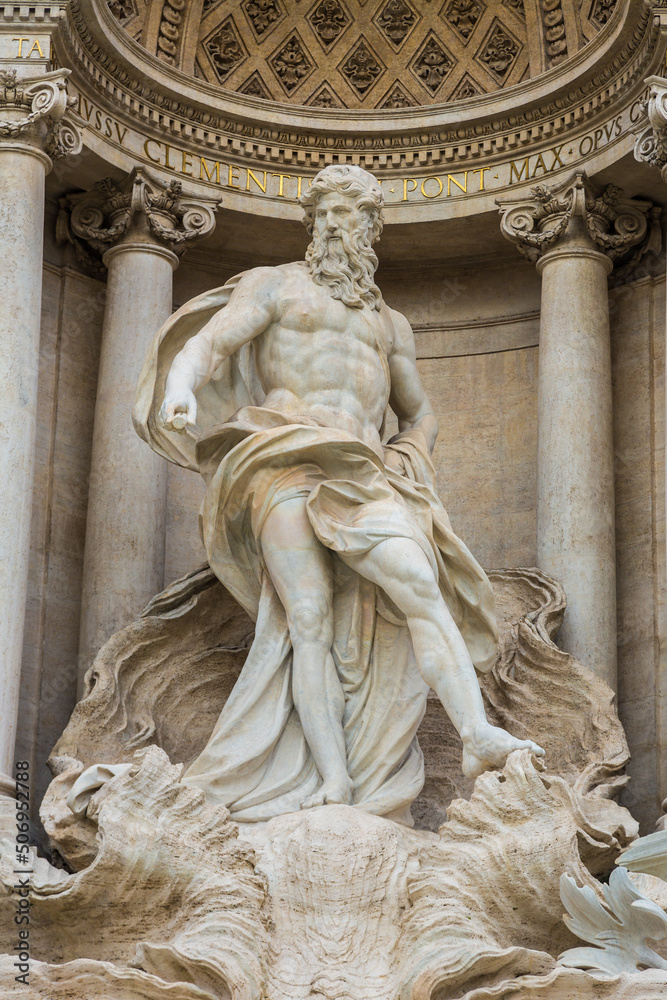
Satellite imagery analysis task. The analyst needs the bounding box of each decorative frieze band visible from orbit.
[55,0,661,174]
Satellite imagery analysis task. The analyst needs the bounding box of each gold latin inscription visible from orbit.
[246,169,267,193]
[78,97,129,145]
[75,93,640,205]
[13,37,45,58]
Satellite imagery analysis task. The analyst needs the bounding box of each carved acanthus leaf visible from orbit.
[476,19,520,81]
[590,0,618,29]
[559,868,667,976]
[377,81,417,108]
[205,17,247,82]
[442,0,484,41]
[243,0,283,37]
[270,32,314,93]
[308,0,350,48]
[410,34,454,95]
[374,0,418,47]
[619,830,667,880]
[340,38,385,95]
[307,83,344,107]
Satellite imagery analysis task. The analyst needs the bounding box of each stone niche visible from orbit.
[4,1,667,998]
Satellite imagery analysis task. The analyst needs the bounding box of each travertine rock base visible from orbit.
[0,566,659,999]
[0,743,657,999]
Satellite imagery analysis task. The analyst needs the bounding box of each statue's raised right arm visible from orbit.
[160,268,277,430]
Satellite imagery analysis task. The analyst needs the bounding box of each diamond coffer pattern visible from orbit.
[108,0,607,108]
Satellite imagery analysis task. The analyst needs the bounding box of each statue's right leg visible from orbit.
[340,536,544,779]
[261,496,353,808]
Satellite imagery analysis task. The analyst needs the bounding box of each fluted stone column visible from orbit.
[636,77,667,631]
[66,170,218,689]
[498,172,653,688]
[0,69,80,780]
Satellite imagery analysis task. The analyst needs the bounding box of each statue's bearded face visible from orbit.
[306,191,382,310]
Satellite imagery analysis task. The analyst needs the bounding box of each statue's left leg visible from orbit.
[339,537,544,779]
[261,496,353,808]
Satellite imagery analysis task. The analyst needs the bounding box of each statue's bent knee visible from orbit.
[289,596,333,647]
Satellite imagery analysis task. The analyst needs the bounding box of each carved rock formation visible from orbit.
[1,566,661,998]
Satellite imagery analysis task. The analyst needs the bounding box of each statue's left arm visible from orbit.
[386,309,439,454]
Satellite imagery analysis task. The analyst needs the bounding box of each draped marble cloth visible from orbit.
[134,266,498,824]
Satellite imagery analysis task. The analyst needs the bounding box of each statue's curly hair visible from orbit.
[299,164,384,243]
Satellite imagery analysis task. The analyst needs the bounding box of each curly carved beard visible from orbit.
[306,226,382,310]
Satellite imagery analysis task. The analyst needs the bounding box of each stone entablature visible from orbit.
[53,0,667,220]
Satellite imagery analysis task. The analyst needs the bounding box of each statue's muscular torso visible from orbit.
[162,261,437,459]
[251,264,391,456]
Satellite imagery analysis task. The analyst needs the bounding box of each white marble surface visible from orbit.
[136,165,543,817]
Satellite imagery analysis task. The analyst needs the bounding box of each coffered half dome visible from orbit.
[108,0,618,109]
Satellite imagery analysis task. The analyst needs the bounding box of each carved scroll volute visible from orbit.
[62,167,220,268]
[634,75,667,176]
[497,170,656,267]
[583,184,651,260]
[496,175,574,264]
[0,68,81,155]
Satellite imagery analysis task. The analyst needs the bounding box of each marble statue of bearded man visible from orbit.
[133,164,543,825]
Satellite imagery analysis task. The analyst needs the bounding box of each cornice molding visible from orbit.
[56,0,660,161]
[45,0,667,222]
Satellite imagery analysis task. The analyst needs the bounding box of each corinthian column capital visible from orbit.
[59,167,219,269]
[496,171,656,268]
[0,68,81,162]
[634,76,667,178]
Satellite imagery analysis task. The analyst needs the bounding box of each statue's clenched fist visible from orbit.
[159,389,198,432]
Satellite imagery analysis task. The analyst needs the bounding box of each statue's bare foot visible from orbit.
[300,776,353,809]
[461,723,545,781]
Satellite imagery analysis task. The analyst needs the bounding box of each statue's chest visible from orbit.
[280,293,387,356]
